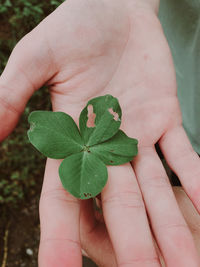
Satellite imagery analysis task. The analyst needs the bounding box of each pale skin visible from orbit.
[0,0,200,266]
[81,187,200,267]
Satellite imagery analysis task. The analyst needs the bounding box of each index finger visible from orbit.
[39,159,82,267]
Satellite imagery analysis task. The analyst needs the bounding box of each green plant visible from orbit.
[0,88,51,205]
[0,0,64,73]
[28,95,138,199]
[0,0,64,205]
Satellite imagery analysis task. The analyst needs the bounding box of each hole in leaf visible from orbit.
[29,122,35,132]
[87,105,96,128]
[84,193,92,198]
[110,160,114,163]
[108,108,119,121]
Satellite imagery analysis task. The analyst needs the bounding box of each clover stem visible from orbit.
[82,145,90,153]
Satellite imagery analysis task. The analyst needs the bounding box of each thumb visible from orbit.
[0,25,56,141]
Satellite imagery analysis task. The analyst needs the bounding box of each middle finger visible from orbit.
[102,163,161,267]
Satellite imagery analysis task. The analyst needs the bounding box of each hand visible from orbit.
[0,0,200,266]
[80,187,200,266]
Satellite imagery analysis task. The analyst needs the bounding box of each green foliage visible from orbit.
[0,88,51,205]
[28,111,84,159]
[0,0,63,205]
[79,95,122,146]
[28,95,138,199]
[59,152,108,199]
[0,0,64,73]
[90,130,138,165]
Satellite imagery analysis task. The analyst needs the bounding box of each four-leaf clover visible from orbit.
[28,95,138,199]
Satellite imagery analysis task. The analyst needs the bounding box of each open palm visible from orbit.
[1,0,200,266]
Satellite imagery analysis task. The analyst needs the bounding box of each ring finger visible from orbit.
[133,146,200,266]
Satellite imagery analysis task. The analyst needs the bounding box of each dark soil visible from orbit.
[0,196,40,267]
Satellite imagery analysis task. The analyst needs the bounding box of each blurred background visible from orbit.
[0,0,96,266]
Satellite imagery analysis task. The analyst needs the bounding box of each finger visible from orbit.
[159,126,200,212]
[102,163,160,267]
[39,159,82,267]
[80,199,117,267]
[174,187,200,254]
[0,25,56,141]
[133,146,200,266]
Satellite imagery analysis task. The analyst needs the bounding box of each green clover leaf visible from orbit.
[59,152,108,199]
[28,111,84,159]
[79,94,122,146]
[28,94,138,199]
[89,130,138,166]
